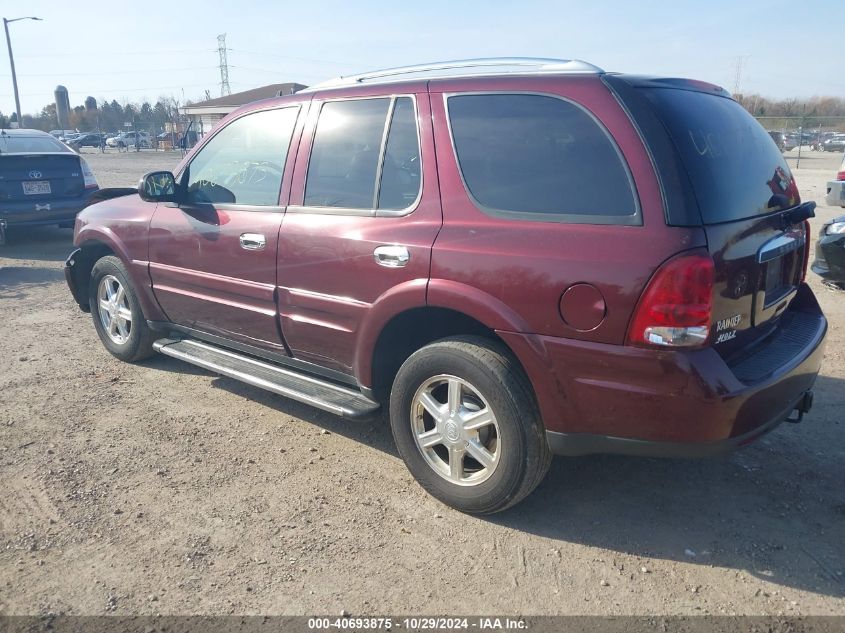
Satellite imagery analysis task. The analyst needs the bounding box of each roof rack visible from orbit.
[302,57,604,92]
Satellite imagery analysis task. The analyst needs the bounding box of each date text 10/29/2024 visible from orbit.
[308,617,528,630]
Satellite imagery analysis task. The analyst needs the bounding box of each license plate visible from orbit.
[764,253,799,307]
[23,180,51,195]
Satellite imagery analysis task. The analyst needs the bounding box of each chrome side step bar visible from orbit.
[152,338,380,419]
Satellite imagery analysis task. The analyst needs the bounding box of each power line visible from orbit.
[0,66,217,78]
[228,48,365,68]
[2,82,215,99]
[19,48,215,58]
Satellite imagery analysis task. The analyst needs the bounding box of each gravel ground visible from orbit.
[0,148,843,616]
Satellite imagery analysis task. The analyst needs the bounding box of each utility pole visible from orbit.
[796,104,806,168]
[217,34,230,97]
[3,16,42,127]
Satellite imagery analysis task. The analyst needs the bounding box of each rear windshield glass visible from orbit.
[640,88,799,224]
[0,134,70,153]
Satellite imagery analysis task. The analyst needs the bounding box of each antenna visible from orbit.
[217,33,231,97]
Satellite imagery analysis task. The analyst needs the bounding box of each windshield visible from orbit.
[640,88,800,224]
[0,134,71,153]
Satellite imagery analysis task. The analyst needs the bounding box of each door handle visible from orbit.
[373,245,410,268]
[240,233,266,251]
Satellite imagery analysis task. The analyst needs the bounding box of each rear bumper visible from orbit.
[499,283,827,457]
[547,390,813,458]
[0,189,100,226]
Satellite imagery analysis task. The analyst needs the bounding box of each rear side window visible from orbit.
[638,88,799,224]
[446,94,638,223]
[304,96,421,212]
[185,106,299,206]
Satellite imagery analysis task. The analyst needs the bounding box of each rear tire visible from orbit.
[88,255,155,362]
[389,336,552,514]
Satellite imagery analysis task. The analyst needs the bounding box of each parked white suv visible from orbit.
[106,131,151,148]
[826,153,845,208]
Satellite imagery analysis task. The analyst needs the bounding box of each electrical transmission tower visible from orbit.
[217,34,231,97]
[732,55,750,94]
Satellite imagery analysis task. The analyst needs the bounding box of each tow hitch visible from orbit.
[786,390,814,423]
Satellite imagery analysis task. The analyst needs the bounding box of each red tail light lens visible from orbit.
[837,170,845,181]
[627,249,714,348]
[801,219,811,281]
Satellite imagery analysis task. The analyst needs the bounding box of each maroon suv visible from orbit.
[65,59,827,513]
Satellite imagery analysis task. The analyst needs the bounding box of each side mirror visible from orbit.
[139,171,177,203]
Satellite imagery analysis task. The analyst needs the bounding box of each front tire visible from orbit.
[89,255,155,362]
[389,336,551,514]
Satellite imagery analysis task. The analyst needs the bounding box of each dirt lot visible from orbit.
[1,149,843,617]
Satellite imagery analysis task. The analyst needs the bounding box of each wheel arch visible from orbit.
[68,239,116,311]
[72,226,163,321]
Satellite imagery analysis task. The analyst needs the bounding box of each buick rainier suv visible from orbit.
[65,59,827,513]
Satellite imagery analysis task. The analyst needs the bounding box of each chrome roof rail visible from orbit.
[302,57,605,92]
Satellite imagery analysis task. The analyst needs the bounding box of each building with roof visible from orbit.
[181,82,307,141]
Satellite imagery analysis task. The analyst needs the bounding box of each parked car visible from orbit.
[823,134,845,152]
[768,131,797,152]
[782,133,799,151]
[0,128,99,243]
[106,131,151,148]
[67,132,107,149]
[49,129,77,139]
[811,154,845,287]
[824,152,845,209]
[64,58,827,513]
[811,215,845,288]
[768,131,787,151]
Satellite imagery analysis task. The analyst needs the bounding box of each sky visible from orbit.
[2,0,842,116]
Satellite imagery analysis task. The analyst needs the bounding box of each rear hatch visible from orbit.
[0,154,85,202]
[0,132,85,202]
[607,76,813,363]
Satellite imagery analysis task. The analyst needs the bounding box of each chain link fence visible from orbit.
[755,116,845,138]
[755,116,845,167]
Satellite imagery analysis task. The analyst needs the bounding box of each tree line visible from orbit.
[0,95,187,134]
[1,92,844,134]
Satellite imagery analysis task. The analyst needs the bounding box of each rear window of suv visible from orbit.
[446,93,639,224]
[638,88,799,224]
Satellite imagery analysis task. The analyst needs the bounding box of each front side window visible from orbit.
[447,94,638,222]
[304,96,421,211]
[184,106,299,206]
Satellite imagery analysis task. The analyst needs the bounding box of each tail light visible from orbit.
[837,170,845,181]
[801,219,811,281]
[627,249,714,348]
[79,157,98,189]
